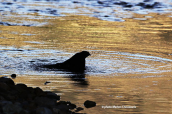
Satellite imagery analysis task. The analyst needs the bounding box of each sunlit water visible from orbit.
[0,46,171,76]
[0,0,172,114]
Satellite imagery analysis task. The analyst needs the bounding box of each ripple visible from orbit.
[0,0,172,25]
[0,46,171,76]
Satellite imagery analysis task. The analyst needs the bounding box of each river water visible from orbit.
[0,0,172,113]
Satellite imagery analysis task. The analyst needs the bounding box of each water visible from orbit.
[0,46,171,76]
[1,0,172,25]
[0,0,172,114]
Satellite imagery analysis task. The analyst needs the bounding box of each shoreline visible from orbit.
[0,76,96,114]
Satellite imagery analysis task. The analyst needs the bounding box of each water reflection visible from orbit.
[67,74,89,87]
[159,30,172,42]
[42,73,89,87]
[0,46,171,76]
[0,0,172,25]
[0,5,172,113]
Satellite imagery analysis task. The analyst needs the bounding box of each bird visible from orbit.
[40,51,91,72]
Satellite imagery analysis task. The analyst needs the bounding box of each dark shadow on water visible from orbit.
[29,51,90,87]
[30,62,89,87]
[159,30,172,42]
[67,74,89,87]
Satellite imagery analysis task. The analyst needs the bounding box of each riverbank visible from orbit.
[0,76,96,114]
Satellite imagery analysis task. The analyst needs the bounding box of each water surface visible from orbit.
[0,0,172,113]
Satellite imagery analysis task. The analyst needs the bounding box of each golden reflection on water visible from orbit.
[0,13,172,114]
[0,13,172,57]
[13,73,172,114]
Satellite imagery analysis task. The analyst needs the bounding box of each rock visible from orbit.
[16,83,27,88]
[44,81,51,85]
[19,109,30,114]
[14,101,21,106]
[0,82,11,91]
[53,101,77,113]
[0,100,12,107]
[0,77,93,114]
[66,102,76,110]
[55,102,70,111]
[52,108,68,114]
[23,101,37,112]
[52,108,62,114]
[0,77,15,85]
[5,93,17,101]
[34,87,45,96]
[11,74,17,79]
[0,86,14,100]
[84,100,96,108]
[45,91,60,100]
[0,96,5,100]
[2,103,22,114]
[15,83,32,94]
[35,97,57,106]
[75,107,84,112]
[14,83,33,100]
[36,107,52,114]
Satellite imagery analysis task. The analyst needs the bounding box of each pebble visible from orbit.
[84,100,96,108]
[44,81,51,85]
[11,74,17,79]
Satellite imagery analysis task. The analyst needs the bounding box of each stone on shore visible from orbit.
[0,76,96,114]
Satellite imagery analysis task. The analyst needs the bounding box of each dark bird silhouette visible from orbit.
[40,51,90,72]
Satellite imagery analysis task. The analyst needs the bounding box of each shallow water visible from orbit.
[0,0,172,114]
[0,47,171,76]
